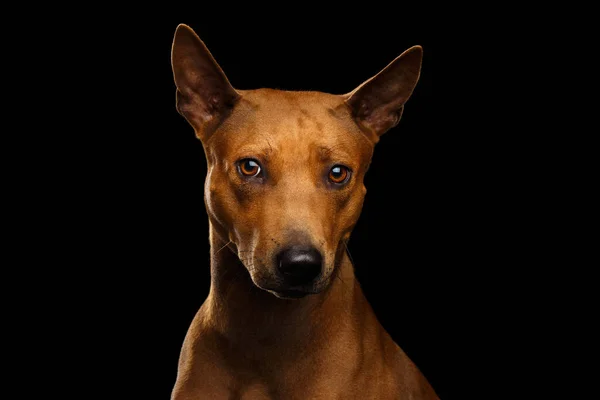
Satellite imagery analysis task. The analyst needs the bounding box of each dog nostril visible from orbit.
[276,246,322,285]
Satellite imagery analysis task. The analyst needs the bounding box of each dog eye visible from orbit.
[328,165,351,184]
[238,159,262,177]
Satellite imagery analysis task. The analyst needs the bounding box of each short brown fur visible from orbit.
[170,24,438,399]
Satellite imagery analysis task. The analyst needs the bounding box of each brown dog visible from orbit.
[170,24,438,399]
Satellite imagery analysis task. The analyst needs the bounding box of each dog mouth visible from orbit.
[261,282,326,299]
[268,288,313,299]
[243,253,334,300]
[259,271,332,300]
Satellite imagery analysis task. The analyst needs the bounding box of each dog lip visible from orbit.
[271,289,311,299]
[263,287,318,299]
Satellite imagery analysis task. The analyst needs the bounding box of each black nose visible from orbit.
[276,246,322,285]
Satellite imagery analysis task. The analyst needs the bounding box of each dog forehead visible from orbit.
[213,89,372,153]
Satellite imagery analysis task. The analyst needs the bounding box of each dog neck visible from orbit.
[203,223,363,354]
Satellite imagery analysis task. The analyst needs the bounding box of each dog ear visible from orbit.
[344,46,423,142]
[171,24,240,140]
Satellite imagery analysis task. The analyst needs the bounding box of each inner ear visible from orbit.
[345,46,423,141]
[171,24,240,140]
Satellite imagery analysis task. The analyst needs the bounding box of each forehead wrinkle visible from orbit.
[266,120,361,170]
[316,143,354,161]
[232,136,277,160]
[226,119,278,160]
[317,145,333,162]
[234,146,271,161]
[220,90,372,167]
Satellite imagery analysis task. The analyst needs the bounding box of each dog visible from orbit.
[170,23,438,399]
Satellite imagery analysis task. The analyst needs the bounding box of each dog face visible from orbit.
[171,25,422,299]
[202,90,374,298]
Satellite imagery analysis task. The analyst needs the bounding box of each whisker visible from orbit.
[343,240,355,266]
[334,239,356,285]
[335,269,344,284]
[334,259,345,284]
[215,240,233,255]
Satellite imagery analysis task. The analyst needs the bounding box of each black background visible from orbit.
[67,9,515,400]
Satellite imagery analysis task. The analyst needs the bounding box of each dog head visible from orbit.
[171,24,422,299]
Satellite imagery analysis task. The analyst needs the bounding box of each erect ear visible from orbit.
[171,24,240,140]
[344,46,423,142]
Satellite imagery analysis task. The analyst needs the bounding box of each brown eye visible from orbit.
[239,159,261,177]
[328,165,350,184]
